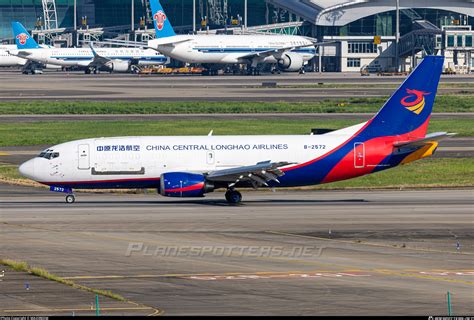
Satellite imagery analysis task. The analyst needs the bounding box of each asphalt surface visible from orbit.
[0,70,472,101]
[0,184,473,315]
[0,267,159,316]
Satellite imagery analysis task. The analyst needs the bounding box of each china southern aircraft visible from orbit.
[19,56,453,204]
[0,45,26,67]
[1,44,63,73]
[146,0,316,74]
[10,22,168,74]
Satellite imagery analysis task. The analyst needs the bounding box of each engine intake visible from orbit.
[277,53,305,72]
[159,172,214,198]
[104,60,130,73]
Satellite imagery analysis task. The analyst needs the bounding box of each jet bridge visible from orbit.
[399,20,442,68]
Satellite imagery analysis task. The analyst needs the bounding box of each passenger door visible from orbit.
[354,142,365,169]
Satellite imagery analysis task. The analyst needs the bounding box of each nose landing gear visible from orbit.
[49,186,76,204]
[65,194,76,204]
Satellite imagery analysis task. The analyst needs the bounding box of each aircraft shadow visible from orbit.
[2,198,369,207]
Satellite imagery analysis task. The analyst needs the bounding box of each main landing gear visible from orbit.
[65,194,76,204]
[225,189,242,204]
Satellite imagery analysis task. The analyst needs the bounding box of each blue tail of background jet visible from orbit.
[12,22,40,49]
[361,55,444,139]
[149,0,177,38]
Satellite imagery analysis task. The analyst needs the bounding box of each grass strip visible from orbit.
[0,258,126,302]
[0,95,472,114]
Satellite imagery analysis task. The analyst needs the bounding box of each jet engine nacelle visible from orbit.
[278,53,304,72]
[104,60,130,73]
[159,172,214,198]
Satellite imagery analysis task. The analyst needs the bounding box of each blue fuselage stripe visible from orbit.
[193,48,316,54]
[50,56,167,61]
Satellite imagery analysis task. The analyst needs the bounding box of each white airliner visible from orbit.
[0,44,26,67]
[19,56,453,204]
[10,22,168,73]
[145,0,316,74]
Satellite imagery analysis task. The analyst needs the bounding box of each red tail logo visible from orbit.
[400,89,430,115]
[16,33,29,45]
[154,10,167,31]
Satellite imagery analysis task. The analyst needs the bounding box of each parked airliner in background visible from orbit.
[0,44,26,67]
[19,56,453,204]
[10,22,168,74]
[146,0,316,74]
[2,43,62,73]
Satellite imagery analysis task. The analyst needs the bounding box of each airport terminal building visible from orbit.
[0,0,473,72]
[268,0,474,72]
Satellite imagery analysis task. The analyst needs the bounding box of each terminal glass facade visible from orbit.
[0,0,269,41]
[319,9,474,38]
[0,0,74,39]
[1,1,472,41]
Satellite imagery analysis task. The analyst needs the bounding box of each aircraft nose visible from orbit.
[19,159,36,179]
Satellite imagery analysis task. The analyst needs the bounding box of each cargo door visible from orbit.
[78,144,90,170]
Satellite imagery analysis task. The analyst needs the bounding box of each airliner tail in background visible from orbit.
[12,22,40,50]
[149,0,177,38]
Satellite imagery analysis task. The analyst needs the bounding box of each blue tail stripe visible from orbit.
[361,56,444,138]
[12,22,40,49]
[149,0,177,38]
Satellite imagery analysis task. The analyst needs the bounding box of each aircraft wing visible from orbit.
[9,50,32,58]
[88,45,111,66]
[148,37,193,46]
[100,37,193,49]
[394,132,456,148]
[206,160,293,188]
[237,41,332,60]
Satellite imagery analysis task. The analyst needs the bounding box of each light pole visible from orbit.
[131,0,135,32]
[73,0,77,47]
[395,0,400,71]
[73,0,77,31]
[193,0,196,33]
[244,0,248,30]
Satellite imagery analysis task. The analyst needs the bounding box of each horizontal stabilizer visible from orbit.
[394,132,456,148]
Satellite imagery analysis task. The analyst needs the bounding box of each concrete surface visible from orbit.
[0,185,472,315]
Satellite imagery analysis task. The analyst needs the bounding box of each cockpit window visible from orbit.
[37,150,59,160]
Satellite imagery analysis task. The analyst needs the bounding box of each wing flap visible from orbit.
[206,161,292,188]
[89,45,111,67]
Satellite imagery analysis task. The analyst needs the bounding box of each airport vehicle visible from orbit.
[19,56,452,204]
[10,22,168,74]
[145,0,316,74]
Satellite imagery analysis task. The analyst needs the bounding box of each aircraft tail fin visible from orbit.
[12,22,40,49]
[149,0,177,38]
[361,55,444,139]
